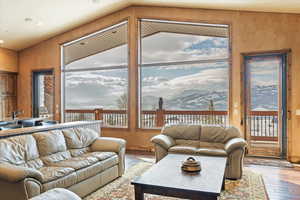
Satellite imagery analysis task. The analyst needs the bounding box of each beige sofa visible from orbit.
[151,124,247,179]
[0,124,126,200]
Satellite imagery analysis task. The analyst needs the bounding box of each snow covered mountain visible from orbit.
[142,84,277,111]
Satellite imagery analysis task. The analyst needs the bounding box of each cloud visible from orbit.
[142,67,228,99]
[65,71,128,109]
[156,62,228,70]
[252,79,277,87]
[142,76,169,85]
[142,33,229,63]
[248,59,280,68]
[66,72,127,88]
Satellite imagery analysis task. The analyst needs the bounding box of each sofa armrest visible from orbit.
[0,163,43,183]
[151,134,175,150]
[91,137,126,153]
[224,138,247,154]
[91,137,126,176]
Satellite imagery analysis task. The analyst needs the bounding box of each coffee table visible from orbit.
[131,154,227,200]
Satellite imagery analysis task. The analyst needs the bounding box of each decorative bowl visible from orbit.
[181,157,201,172]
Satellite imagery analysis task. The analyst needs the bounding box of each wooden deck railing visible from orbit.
[141,110,228,128]
[64,109,228,128]
[64,109,128,127]
[249,111,278,141]
[64,109,279,141]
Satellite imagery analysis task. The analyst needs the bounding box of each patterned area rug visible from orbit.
[85,162,268,200]
[244,157,293,168]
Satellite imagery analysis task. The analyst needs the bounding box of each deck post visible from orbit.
[156,109,165,127]
[94,108,103,120]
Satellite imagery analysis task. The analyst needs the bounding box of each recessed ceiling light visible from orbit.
[0,40,4,44]
[112,30,117,34]
[24,17,33,22]
[79,42,86,46]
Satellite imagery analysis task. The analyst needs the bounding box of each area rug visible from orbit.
[84,162,268,200]
[244,157,293,168]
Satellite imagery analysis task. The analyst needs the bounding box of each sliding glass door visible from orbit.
[243,52,288,158]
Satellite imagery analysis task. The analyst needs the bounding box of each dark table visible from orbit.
[131,154,227,200]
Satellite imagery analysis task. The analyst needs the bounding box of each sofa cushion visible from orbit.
[83,152,117,161]
[42,172,77,192]
[38,166,75,183]
[49,156,98,170]
[162,125,201,140]
[21,158,44,169]
[72,152,117,182]
[200,126,241,144]
[175,139,199,147]
[69,147,90,157]
[100,155,119,170]
[75,161,103,182]
[0,135,40,165]
[62,128,98,149]
[34,131,67,156]
[42,151,72,166]
[197,148,227,156]
[199,141,225,149]
[168,145,198,154]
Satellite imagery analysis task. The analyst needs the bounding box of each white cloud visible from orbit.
[142,33,228,63]
[142,67,228,99]
[142,76,169,84]
[66,72,127,88]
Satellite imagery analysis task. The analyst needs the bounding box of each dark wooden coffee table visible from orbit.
[131,154,227,200]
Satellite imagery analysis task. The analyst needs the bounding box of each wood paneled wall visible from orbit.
[0,47,18,72]
[17,6,300,162]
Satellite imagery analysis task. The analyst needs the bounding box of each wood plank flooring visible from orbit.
[125,151,300,200]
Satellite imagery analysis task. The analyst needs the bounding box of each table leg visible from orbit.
[134,185,144,200]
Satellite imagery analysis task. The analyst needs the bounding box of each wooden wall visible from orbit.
[0,47,18,72]
[18,6,300,162]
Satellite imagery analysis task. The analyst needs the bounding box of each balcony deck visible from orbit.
[64,109,279,142]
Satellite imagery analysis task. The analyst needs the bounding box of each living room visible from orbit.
[0,0,300,199]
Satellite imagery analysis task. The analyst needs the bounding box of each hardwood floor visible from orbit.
[125,151,300,200]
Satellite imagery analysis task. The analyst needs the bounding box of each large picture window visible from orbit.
[139,19,230,128]
[62,21,128,128]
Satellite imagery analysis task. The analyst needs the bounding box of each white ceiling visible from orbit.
[1,0,300,51]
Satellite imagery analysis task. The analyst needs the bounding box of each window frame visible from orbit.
[137,18,232,129]
[60,20,130,129]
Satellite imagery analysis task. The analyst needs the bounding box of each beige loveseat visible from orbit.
[151,124,247,179]
[0,122,126,200]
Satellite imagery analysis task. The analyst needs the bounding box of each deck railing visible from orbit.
[64,109,128,127]
[64,109,279,141]
[249,111,278,141]
[64,109,228,128]
[141,110,228,128]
